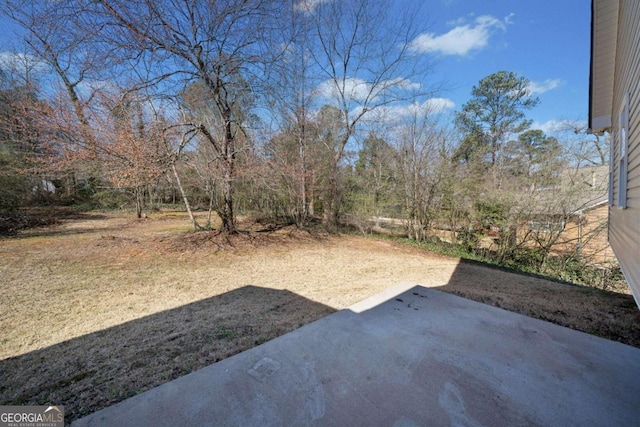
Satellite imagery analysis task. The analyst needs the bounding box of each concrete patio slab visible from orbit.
[73,284,640,426]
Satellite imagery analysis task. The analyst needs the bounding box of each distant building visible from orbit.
[517,166,614,265]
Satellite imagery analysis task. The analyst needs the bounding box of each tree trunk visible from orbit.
[135,186,143,219]
[206,186,215,229]
[298,141,308,226]
[323,137,349,230]
[218,120,237,234]
[171,162,201,231]
[220,166,236,233]
[323,171,339,230]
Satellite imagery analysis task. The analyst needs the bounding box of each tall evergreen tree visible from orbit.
[455,71,539,165]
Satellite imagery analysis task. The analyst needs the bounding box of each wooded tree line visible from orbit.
[0,0,613,278]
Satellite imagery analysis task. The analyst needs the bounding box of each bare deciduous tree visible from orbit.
[2,1,112,156]
[98,90,167,218]
[90,0,284,233]
[308,0,430,228]
[394,108,450,241]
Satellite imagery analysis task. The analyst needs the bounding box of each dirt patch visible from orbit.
[1,211,638,423]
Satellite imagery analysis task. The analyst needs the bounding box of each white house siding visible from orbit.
[609,0,640,305]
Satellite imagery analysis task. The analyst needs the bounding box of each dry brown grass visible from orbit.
[1,210,638,423]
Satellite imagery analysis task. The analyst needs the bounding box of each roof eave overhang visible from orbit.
[588,0,618,134]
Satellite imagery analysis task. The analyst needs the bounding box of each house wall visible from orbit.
[566,205,615,264]
[517,205,615,265]
[609,0,640,304]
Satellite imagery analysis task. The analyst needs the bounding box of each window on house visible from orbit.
[609,129,614,206]
[618,92,629,209]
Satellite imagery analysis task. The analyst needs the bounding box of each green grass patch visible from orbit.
[375,234,493,263]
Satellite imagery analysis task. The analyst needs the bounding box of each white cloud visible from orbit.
[445,16,468,27]
[408,15,509,56]
[295,0,332,14]
[423,97,456,112]
[0,52,47,74]
[372,97,455,121]
[317,77,370,102]
[531,119,586,135]
[531,120,562,134]
[316,77,422,103]
[383,77,422,92]
[504,13,516,25]
[528,79,562,95]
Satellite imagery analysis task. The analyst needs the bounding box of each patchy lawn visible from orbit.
[1,211,638,423]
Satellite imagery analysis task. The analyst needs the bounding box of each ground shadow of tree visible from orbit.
[1,209,111,238]
[0,286,335,423]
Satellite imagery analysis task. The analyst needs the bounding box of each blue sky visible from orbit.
[412,0,591,133]
[0,0,591,135]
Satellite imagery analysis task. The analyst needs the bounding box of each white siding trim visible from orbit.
[618,92,629,208]
[609,128,615,206]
